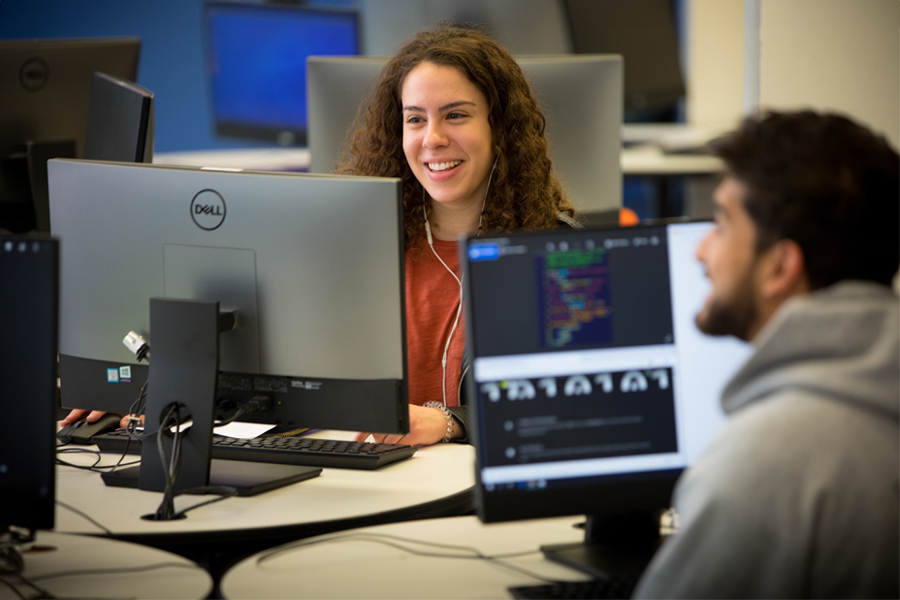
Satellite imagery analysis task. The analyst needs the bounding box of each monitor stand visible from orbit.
[100,298,320,512]
[539,511,663,579]
[100,460,320,499]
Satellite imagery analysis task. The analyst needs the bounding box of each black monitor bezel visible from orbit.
[0,236,58,534]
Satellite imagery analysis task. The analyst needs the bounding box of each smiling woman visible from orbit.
[339,24,578,447]
[401,62,495,237]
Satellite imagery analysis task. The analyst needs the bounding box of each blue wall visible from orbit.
[0,0,298,153]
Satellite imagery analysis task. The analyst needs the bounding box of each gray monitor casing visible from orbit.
[83,72,155,164]
[49,159,408,434]
[0,38,141,159]
[307,55,623,214]
[0,38,141,233]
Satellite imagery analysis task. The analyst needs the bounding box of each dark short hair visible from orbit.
[711,110,899,289]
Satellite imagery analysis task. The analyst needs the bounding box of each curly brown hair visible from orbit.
[337,24,574,248]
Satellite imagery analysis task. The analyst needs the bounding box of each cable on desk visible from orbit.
[28,561,205,583]
[55,448,140,472]
[54,500,113,537]
[146,403,184,521]
[54,380,148,472]
[104,379,150,469]
[96,379,149,470]
[144,404,238,521]
[0,578,27,600]
[0,531,53,600]
[0,538,26,577]
[165,486,238,520]
[2,562,203,600]
[54,448,102,470]
[0,575,50,600]
[255,532,560,584]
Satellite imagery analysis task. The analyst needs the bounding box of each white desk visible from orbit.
[0,531,212,599]
[55,431,474,546]
[620,144,724,176]
[154,147,311,171]
[220,515,592,599]
[158,123,728,175]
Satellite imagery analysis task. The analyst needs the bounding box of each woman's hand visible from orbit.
[120,414,145,429]
[59,409,143,430]
[60,409,107,428]
[354,404,454,446]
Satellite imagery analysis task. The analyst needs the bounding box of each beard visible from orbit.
[695,267,759,342]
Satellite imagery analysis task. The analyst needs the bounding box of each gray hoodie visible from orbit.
[634,281,899,599]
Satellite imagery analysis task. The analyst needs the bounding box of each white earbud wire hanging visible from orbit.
[423,155,499,406]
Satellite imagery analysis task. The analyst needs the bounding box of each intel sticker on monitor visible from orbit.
[106,367,132,383]
[469,244,500,261]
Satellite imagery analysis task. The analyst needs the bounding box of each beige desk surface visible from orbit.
[220,514,592,599]
[54,430,474,545]
[0,531,212,599]
[620,144,724,176]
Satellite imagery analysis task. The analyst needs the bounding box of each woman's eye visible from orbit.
[406,116,424,124]
[448,112,466,120]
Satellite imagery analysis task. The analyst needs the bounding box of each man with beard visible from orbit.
[633,111,899,599]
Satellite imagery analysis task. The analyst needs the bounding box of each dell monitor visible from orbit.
[83,72,155,164]
[0,37,141,233]
[307,55,623,213]
[0,236,58,538]
[462,221,752,577]
[204,1,360,147]
[48,159,408,437]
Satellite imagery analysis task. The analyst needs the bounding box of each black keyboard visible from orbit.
[508,577,638,599]
[92,430,417,470]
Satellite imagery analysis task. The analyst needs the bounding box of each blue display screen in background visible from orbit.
[206,4,358,145]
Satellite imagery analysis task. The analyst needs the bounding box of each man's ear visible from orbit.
[758,239,810,301]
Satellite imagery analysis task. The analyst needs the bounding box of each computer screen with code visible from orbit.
[464,222,751,528]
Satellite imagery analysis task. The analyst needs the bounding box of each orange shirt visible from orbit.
[405,238,465,407]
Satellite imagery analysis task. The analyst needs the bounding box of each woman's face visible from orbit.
[401,62,495,212]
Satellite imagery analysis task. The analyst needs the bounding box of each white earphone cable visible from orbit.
[423,155,499,406]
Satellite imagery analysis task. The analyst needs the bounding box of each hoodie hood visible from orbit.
[721,280,899,421]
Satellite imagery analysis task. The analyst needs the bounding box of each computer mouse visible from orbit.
[56,413,121,445]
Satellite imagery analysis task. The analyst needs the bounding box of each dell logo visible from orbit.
[190,189,226,230]
[20,57,49,92]
[195,204,223,216]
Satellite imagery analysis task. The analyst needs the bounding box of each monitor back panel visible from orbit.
[0,38,140,158]
[48,159,405,429]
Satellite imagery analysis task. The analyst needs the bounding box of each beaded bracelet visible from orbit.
[423,401,455,443]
